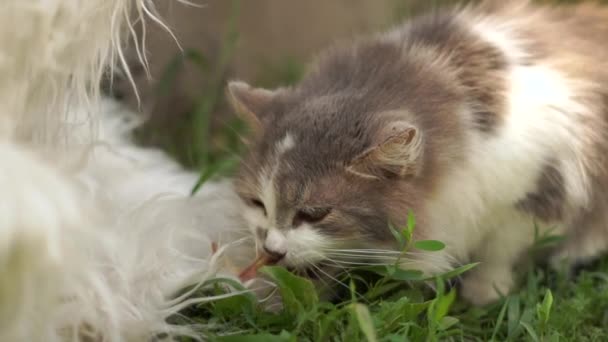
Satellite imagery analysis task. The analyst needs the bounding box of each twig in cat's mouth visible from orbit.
[238,254,278,281]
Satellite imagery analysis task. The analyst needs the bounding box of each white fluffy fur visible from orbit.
[0,1,252,341]
[414,12,597,305]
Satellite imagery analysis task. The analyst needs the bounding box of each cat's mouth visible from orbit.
[238,253,278,281]
[238,253,320,281]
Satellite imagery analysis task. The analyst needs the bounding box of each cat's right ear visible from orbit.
[227,81,276,136]
[346,120,423,180]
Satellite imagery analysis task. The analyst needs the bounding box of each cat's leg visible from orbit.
[0,143,86,340]
[459,215,539,306]
[549,212,608,272]
[459,238,518,306]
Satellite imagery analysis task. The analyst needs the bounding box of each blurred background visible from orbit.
[106,0,584,177]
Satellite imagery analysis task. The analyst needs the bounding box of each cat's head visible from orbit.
[226,38,466,279]
[228,82,441,278]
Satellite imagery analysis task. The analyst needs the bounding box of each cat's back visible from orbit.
[386,1,608,73]
[473,1,608,74]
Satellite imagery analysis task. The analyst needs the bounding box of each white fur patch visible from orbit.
[259,169,277,223]
[423,62,591,296]
[276,132,295,154]
[285,225,330,266]
[257,133,295,225]
[469,17,530,64]
[265,229,287,255]
[0,0,252,340]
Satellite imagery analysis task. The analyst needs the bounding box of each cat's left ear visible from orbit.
[227,81,277,135]
[346,121,423,180]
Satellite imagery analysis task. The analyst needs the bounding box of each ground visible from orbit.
[171,222,608,341]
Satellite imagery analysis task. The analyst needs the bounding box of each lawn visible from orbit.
[131,1,608,340]
[182,237,608,341]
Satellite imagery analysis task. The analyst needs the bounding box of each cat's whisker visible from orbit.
[257,285,280,304]
[292,251,392,268]
[304,263,342,299]
[324,252,398,260]
[324,248,402,255]
[308,262,359,297]
[321,256,396,267]
[316,256,350,271]
[326,260,393,267]
[324,250,400,256]
[324,254,399,264]
[326,247,401,253]
[326,258,397,265]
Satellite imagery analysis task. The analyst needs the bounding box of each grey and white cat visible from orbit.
[228,0,608,305]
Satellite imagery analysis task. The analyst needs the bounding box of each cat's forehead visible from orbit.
[246,129,352,204]
[241,90,391,199]
[263,95,377,163]
[266,128,357,179]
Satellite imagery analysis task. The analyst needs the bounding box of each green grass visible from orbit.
[174,218,608,341]
[132,0,608,340]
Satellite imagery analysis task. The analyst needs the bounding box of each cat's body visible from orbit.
[230,0,608,305]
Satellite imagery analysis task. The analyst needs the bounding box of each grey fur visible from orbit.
[516,162,565,222]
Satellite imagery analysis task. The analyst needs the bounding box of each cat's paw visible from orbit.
[459,267,514,306]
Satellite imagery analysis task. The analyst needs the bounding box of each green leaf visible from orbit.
[389,223,406,249]
[432,288,456,323]
[438,316,459,331]
[211,293,256,318]
[413,240,445,252]
[537,289,554,324]
[364,281,403,301]
[390,268,426,281]
[507,295,522,339]
[520,321,540,342]
[259,266,318,314]
[317,305,346,341]
[197,277,258,319]
[352,303,378,342]
[216,333,291,342]
[490,297,509,342]
[362,265,425,281]
[534,234,565,250]
[404,210,416,243]
[375,297,429,331]
[407,209,416,232]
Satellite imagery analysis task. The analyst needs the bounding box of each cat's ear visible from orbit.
[347,121,423,180]
[226,81,277,134]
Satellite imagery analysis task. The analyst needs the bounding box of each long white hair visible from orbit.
[0,1,254,341]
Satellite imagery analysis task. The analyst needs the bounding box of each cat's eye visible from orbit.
[246,198,267,215]
[293,207,332,226]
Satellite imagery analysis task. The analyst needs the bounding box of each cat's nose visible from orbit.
[263,245,286,260]
[263,229,287,260]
